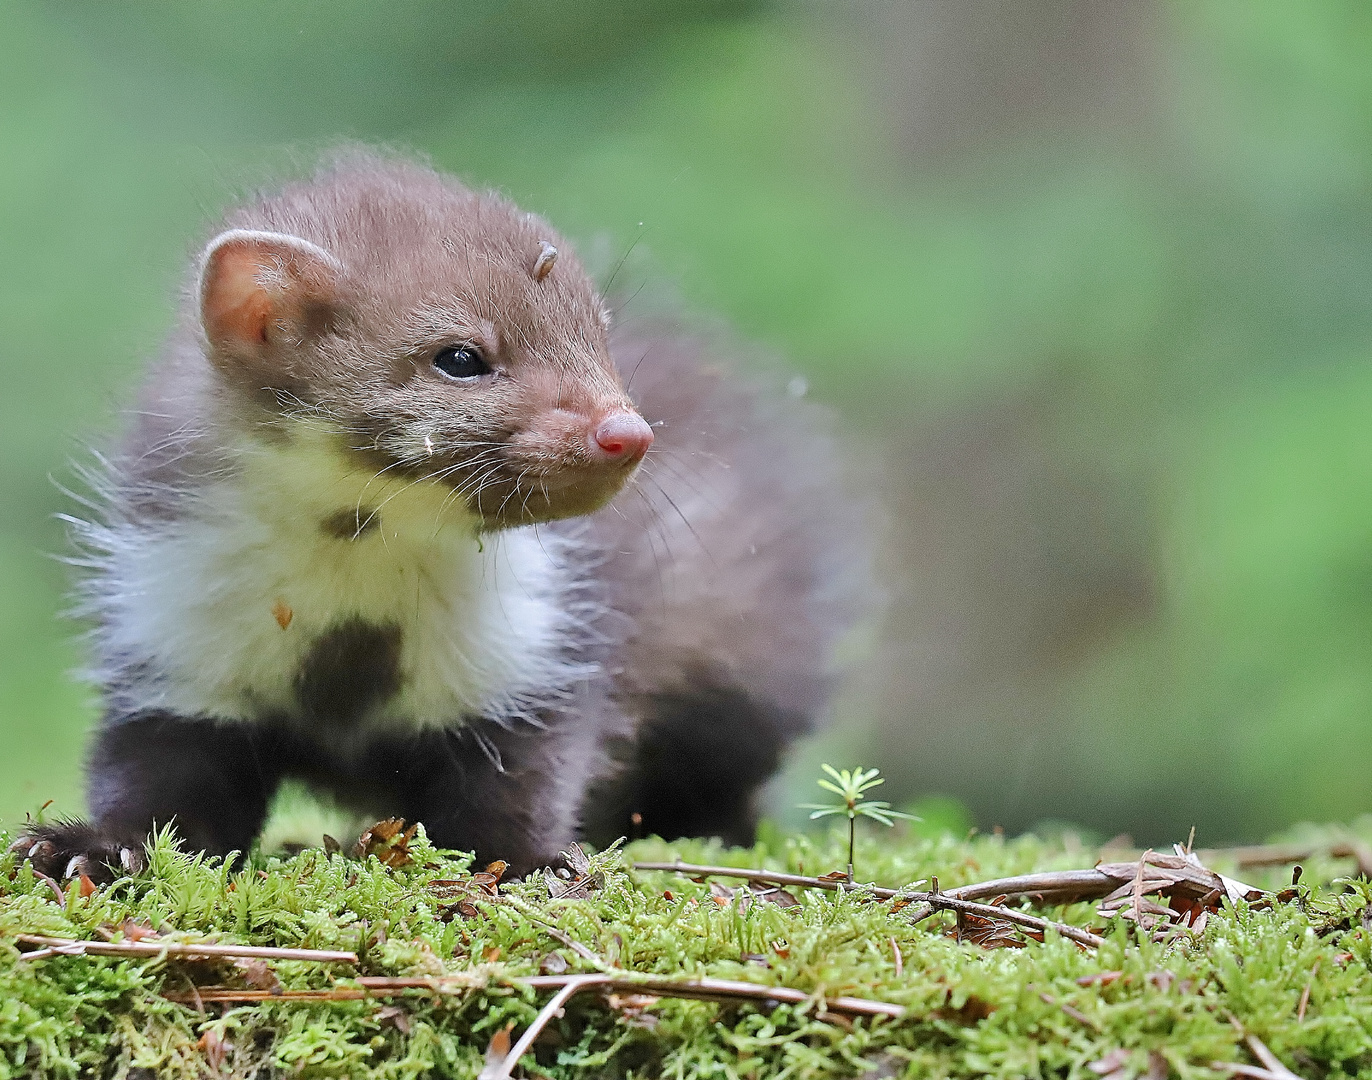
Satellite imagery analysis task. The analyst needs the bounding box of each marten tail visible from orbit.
[578,325,871,845]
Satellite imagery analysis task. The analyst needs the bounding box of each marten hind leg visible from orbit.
[12,714,285,884]
[583,685,807,849]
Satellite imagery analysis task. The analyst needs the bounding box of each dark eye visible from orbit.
[433,344,492,380]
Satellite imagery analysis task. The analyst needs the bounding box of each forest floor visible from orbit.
[4,817,1372,1079]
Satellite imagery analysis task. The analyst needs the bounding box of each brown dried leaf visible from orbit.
[1094,847,1265,926]
[439,898,481,922]
[1146,970,1174,993]
[747,881,800,908]
[539,951,569,975]
[77,874,97,899]
[234,958,282,994]
[119,918,158,943]
[1089,1048,1131,1076]
[1076,970,1124,988]
[950,911,1031,949]
[545,867,600,901]
[376,1004,411,1035]
[562,842,592,877]
[544,843,604,900]
[352,818,418,868]
[469,875,502,897]
[197,1029,231,1071]
[937,993,996,1024]
[483,1021,515,1070]
[604,991,660,1028]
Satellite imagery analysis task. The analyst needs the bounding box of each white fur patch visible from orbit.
[75,422,595,741]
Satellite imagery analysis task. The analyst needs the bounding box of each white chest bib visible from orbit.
[83,424,591,734]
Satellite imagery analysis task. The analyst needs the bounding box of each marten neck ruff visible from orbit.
[76,418,594,739]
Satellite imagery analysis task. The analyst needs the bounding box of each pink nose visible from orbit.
[592,411,654,463]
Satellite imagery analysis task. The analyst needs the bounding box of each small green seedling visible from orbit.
[801,765,917,883]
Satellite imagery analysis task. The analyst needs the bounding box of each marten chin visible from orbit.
[14,150,867,881]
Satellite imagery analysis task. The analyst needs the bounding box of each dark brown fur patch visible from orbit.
[320,507,379,540]
[295,619,404,726]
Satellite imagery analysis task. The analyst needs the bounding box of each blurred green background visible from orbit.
[3,0,1371,846]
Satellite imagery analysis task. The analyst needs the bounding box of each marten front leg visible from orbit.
[12,714,285,883]
[366,721,592,877]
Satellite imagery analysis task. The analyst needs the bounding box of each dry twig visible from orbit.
[1244,1033,1303,1079]
[1200,841,1372,877]
[924,894,1106,948]
[633,860,906,899]
[15,934,356,965]
[635,861,1104,947]
[161,972,904,1020]
[479,973,902,1080]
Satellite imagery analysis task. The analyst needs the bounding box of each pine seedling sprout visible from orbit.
[800,764,917,883]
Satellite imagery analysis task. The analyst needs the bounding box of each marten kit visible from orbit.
[15,151,861,880]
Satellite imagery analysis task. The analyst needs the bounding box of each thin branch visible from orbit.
[1212,1064,1291,1080]
[633,861,906,899]
[634,862,1106,947]
[161,975,482,1003]
[1244,1033,1303,1080]
[1218,1009,1307,1079]
[921,895,1106,948]
[357,975,480,990]
[160,972,906,1020]
[900,870,1122,925]
[1197,841,1372,878]
[16,934,356,964]
[163,988,373,1003]
[1297,959,1320,1022]
[523,974,906,1018]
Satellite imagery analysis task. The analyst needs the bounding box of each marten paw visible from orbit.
[8,820,147,885]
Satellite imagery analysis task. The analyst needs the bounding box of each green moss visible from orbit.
[3,823,1372,1078]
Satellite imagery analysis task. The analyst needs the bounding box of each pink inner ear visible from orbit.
[202,243,278,349]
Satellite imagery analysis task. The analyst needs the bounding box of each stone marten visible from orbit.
[14,151,863,880]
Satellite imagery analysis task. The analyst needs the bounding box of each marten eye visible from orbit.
[433,344,491,380]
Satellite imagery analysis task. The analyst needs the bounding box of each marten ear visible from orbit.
[198,229,343,358]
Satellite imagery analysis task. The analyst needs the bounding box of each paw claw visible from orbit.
[29,840,55,862]
[64,855,90,881]
[119,847,145,874]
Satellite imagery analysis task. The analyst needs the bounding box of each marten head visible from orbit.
[194,155,652,530]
